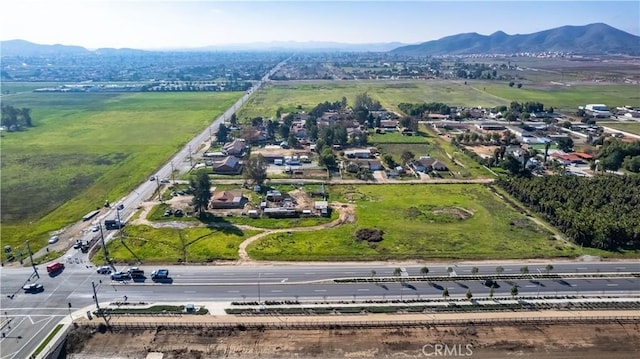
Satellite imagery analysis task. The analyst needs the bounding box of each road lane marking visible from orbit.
[607,284,619,287]
[227,290,240,293]
[525,285,537,288]
[314,289,327,292]
[271,290,282,293]
[357,289,369,292]
[577,267,588,270]
[304,272,315,275]
[616,267,626,270]
[183,291,196,294]
[344,272,356,274]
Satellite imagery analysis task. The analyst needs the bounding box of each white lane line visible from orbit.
[227,290,240,293]
[525,285,537,288]
[615,267,626,270]
[271,290,283,293]
[607,284,619,287]
[314,289,327,292]
[183,291,196,294]
[577,267,588,270]
[304,272,315,275]
[344,272,357,274]
[357,289,369,292]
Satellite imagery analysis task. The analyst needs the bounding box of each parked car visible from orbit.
[160,178,170,184]
[48,236,59,244]
[23,283,44,293]
[97,266,112,274]
[163,209,173,217]
[174,209,184,217]
[73,241,83,249]
[91,225,100,232]
[111,271,131,281]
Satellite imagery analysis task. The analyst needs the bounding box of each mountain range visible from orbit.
[391,23,640,56]
[1,23,638,56]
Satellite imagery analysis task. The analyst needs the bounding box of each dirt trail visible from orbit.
[237,202,355,262]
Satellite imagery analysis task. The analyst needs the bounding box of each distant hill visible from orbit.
[391,23,640,56]
[0,39,91,57]
[0,39,406,56]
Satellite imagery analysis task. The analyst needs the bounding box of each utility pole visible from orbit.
[98,224,109,265]
[170,161,175,185]
[25,241,39,279]
[92,281,109,328]
[188,145,193,167]
[155,176,162,202]
[116,203,124,241]
[258,272,261,304]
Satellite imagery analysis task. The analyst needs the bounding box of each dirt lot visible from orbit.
[66,322,639,359]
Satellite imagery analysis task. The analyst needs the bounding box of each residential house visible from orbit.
[211,156,242,174]
[345,148,374,159]
[410,157,448,172]
[209,191,247,209]
[379,120,399,132]
[222,139,248,157]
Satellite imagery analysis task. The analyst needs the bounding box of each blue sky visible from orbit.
[2,1,639,49]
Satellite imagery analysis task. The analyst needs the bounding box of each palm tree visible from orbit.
[393,268,402,278]
[370,270,376,279]
[442,288,450,299]
[466,289,473,300]
[471,267,479,275]
[520,266,529,275]
[545,264,554,275]
[447,267,454,275]
[489,286,495,299]
[496,266,504,275]
[511,285,519,299]
[420,267,429,278]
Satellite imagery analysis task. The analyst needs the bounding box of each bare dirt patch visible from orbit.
[66,322,640,359]
[433,207,474,220]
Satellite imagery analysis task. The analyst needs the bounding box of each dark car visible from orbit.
[174,209,184,217]
[23,283,44,293]
[73,241,83,249]
[97,266,112,274]
[483,278,500,288]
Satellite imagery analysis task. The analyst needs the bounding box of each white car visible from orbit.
[91,225,99,232]
[48,236,59,244]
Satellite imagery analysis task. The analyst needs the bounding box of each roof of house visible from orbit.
[213,156,240,169]
[211,191,243,204]
[223,139,246,153]
[574,152,593,160]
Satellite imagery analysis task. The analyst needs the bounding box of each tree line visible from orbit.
[597,139,640,173]
[496,175,640,250]
[1,104,33,130]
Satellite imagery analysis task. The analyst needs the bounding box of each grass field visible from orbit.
[237,80,508,120]
[600,122,640,136]
[470,82,640,114]
[102,225,261,264]
[1,91,242,253]
[246,184,609,261]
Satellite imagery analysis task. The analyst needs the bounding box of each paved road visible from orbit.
[1,261,639,359]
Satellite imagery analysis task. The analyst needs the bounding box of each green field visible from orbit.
[600,122,640,136]
[471,82,640,114]
[237,80,508,120]
[1,91,242,253]
[103,225,261,264]
[246,184,607,261]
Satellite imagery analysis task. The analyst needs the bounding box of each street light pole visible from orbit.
[98,223,109,265]
[258,272,261,304]
[25,241,39,279]
[116,203,124,241]
[170,161,175,185]
[155,176,162,202]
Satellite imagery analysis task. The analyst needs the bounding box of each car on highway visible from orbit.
[73,241,83,249]
[160,178,170,184]
[48,236,59,244]
[97,266,112,274]
[23,283,44,293]
[111,271,131,281]
[127,267,145,278]
[151,269,169,280]
[91,225,100,232]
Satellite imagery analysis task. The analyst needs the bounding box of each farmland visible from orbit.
[1,90,242,252]
[601,122,640,136]
[246,184,605,261]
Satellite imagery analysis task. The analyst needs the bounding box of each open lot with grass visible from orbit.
[470,82,640,114]
[1,90,242,254]
[237,80,508,120]
[600,122,640,136]
[246,183,610,261]
[103,225,261,264]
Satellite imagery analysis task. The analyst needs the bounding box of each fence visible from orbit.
[80,315,640,331]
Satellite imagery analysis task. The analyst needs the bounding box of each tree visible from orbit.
[520,266,529,275]
[371,270,376,279]
[442,288,449,298]
[466,289,473,300]
[508,81,515,87]
[557,137,574,152]
[517,83,523,88]
[190,170,212,218]
[545,264,554,275]
[215,124,229,143]
[243,154,268,186]
[393,268,402,278]
[471,267,479,275]
[420,266,429,278]
[447,266,454,275]
[383,154,396,168]
[229,113,237,126]
[489,286,495,298]
[496,266,504,275]
[400,150,415,165]
[319,147,337,169]
[544,141,551,162]
[510,285,519,298]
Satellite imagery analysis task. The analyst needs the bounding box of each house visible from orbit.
[211,156,242,174]
[379,120,399,131]
[345,149,373,159]
[266,190,282,202]
[291,121,307,139]
[584,104,612,118]
[222,139,247,157]
[410,157,448,172]
[476,123,506,131]
[263,207,297,218]
[550,152,585,165]
[314,201,329,217]
[209,191,247,209]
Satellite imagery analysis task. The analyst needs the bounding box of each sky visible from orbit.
[1,0,639,50]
